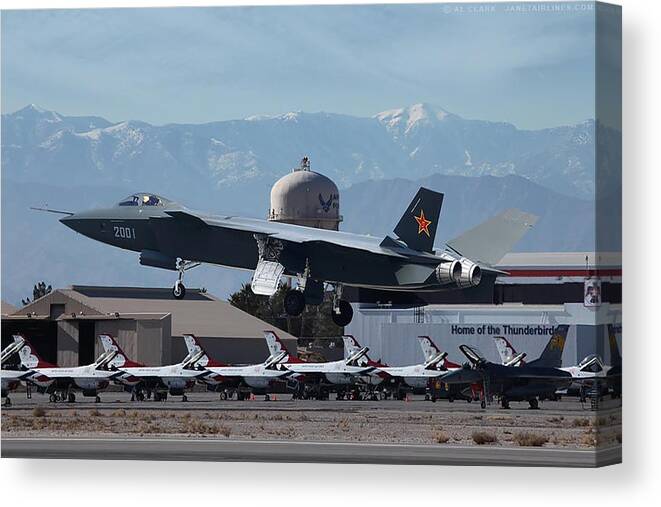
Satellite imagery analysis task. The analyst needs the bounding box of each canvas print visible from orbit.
[1,1,621,467]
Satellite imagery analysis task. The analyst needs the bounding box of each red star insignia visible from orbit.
[414,209,432,237]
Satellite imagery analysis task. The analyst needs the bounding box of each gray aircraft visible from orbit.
[51,187,536,325]
[442,325,572,409]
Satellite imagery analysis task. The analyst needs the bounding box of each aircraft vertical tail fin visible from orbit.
[98,334,143,368]
[417,336,441,362]
[182,334,224,367]
[13,334,55,369]
[607,324,622,366]
[263,330,301,363]
[527,325,569,368]
[391,187,444,253]
[493,336,525,365]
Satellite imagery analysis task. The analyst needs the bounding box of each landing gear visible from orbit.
[172,259,200,300]
[173,280,186,300]
[528,398,539,410]
[49,393,57,403]
[284,289,305,316]
[480,399,486,409]
[3,396,11,407]
[500,397,510,410]
[67,392,76,403]
[95,395,101,403]
[182,394,188,402]
[331,300,353,327]
[265,394,271,401]
[330,284,353,326]
[219,391,228,401]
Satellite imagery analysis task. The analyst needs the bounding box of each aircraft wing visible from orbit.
[164,210,417,259]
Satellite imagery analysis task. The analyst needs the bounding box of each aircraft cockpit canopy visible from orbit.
[117,193,169,207]
[578,354,604,373]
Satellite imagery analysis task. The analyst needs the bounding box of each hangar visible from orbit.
[345,251,622,368]
[1,286,297,367]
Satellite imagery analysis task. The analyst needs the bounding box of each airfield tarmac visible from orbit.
[1,392,622,466]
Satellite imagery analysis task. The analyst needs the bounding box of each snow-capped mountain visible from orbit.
[2,103,609,199]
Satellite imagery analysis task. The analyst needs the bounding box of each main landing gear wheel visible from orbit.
[95,395,101,403]
[528,398,539,410]
[68,392,76,403]
[284,289,305,316]
[331,300,353,327]
[173,281,186,300]
[500,397,510,410]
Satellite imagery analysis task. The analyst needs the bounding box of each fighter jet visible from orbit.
[53,185,537,325]
[493,334,611,400]
[98,334,209,402]
[442,325,572,409]
[14,334,120,403]
[263,330,378,400]
[181,334,293,401]
[1,337,40,406]
[369,336,463,400]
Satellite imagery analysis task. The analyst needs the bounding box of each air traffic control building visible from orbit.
[345,251,622,368]
[1,286,297,367]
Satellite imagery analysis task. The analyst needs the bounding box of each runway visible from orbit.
[0,437,621,467]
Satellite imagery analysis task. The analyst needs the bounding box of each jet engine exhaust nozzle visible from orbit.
[456,258,482,288]
[435,259,462,285]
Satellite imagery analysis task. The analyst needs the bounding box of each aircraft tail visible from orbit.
[98,334,143,368]
[527,325,569,368]
[446,209,538,266]
[417,336,441,362]
[263,330,302,363]
[182,334,225,367]
[391,187,444,253]
[14,334,55,369]
[342,335,388,367]
[607,324,622,366]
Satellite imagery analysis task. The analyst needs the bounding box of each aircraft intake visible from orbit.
[456,258,482,288]
[435,258,462,285]
[139,250,178,271]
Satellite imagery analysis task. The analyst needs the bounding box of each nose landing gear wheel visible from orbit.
[528,398,539,410]
[284,289,305,316]
[67,392,76,403]
[95,396,101,403]
[331,300,353,327]
[173,281,186,300]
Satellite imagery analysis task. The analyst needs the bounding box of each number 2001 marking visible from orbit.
[114,226,136,239]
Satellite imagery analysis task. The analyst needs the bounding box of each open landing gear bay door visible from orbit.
[251,260,285,296]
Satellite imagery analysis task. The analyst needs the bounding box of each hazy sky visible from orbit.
[1,3,598,129]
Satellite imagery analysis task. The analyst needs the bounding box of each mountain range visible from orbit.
[1,103,620,305]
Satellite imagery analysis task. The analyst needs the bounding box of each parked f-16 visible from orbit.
[182,333,293,400]
[372,336,462,399]
[54,180,537,325]
[442,325,572,409]
[14,334,120,403]
[1,336,38,406]
[263,330,378,400]
[99,334,209,401]
[493,334,608,400]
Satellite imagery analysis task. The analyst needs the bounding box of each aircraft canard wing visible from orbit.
[446,209,538,266]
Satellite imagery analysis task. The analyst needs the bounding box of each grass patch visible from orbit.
[513,432,549,447]
[472,431,498,445]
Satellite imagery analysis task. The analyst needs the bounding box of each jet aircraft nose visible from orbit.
[59,214,83,234]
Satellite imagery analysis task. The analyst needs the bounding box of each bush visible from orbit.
[32,407,46,417]
[472,431,498,445]
[572,417,590,427]
[513,432,549,447]
[435,431,450,444]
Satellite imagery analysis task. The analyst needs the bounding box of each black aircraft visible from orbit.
[48,181,536,326]
[442,325,572,409]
